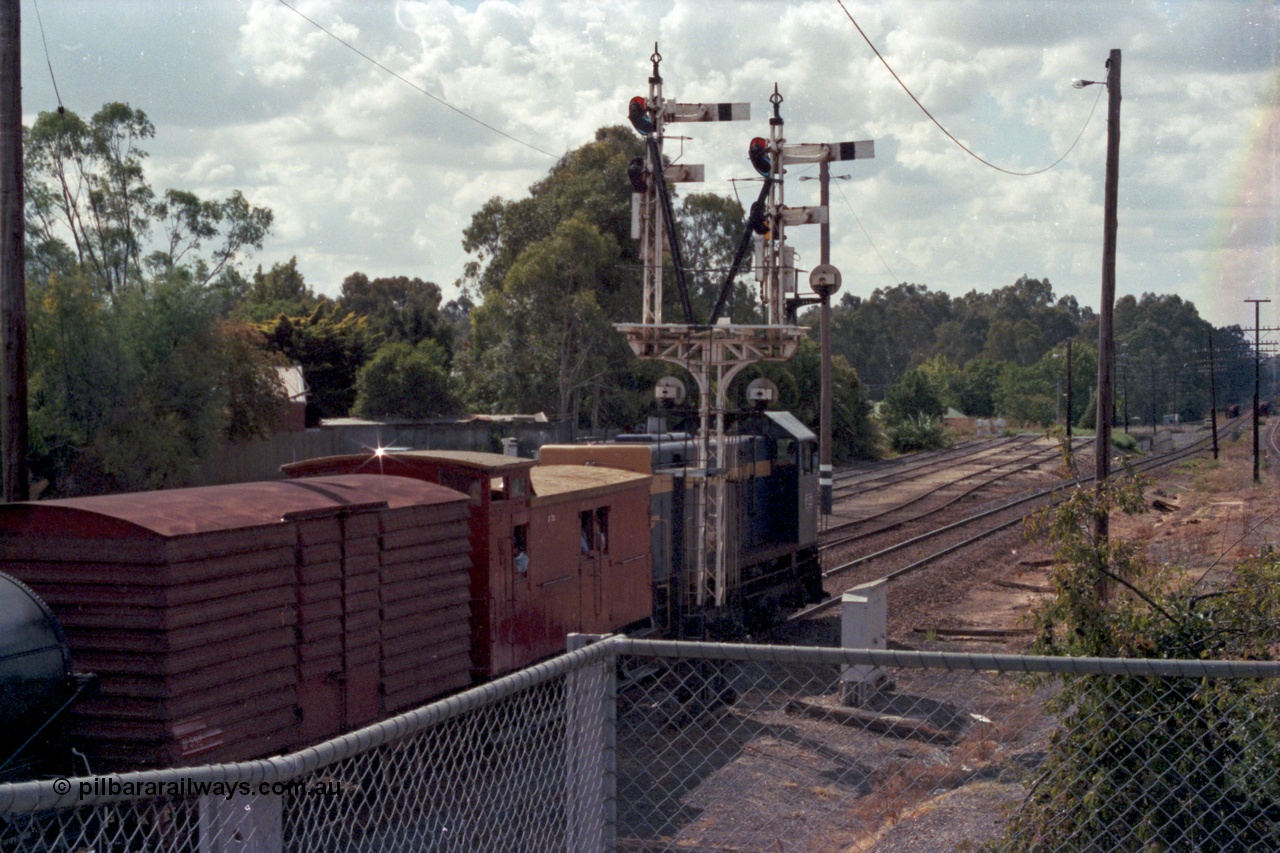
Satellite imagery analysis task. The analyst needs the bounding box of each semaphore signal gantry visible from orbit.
[613,45,874,614]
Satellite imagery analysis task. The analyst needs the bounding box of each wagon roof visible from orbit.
[529,464,650,504]
[0,476,465,539]
[282,450,535,479]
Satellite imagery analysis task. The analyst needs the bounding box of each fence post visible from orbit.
[566,633,615,852]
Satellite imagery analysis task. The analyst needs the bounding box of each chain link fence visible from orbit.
[3,636,1279,852]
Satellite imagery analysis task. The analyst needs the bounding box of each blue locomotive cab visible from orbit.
[743,411,818,551]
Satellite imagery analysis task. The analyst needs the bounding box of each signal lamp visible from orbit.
[628,96,654,135]
[626,157,648,193]
[748,137,771,177]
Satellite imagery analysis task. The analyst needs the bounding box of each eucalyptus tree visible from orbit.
[25,102,271,295]
[457,126,754,427]
[22,102,281,495]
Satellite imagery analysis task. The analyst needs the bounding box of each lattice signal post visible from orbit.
[615,48,870,619]
[617,47,765,617]
[752,87,874,518]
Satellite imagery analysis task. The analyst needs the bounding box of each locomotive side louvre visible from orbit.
[0,476,472,772]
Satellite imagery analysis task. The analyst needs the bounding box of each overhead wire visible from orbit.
[31,0,65,111]
[275,0,559,160]
[832,179,900,287]
[835,0,1103,176]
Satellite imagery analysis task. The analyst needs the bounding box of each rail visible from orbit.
[799,418,1249,620]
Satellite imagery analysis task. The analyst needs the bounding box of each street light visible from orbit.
[1078,49,1122,578]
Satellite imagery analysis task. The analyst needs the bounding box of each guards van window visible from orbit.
[580,511,593,554]
[594,507,609,553]
[513,524,529,574]
[580,509,610,554]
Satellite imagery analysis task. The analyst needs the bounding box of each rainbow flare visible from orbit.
[1209,65,1279,326]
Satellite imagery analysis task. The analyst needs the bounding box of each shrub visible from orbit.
[884,414,949,453]
[987,477,1280,850]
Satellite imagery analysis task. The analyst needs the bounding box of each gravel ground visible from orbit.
[618,427,1280,852]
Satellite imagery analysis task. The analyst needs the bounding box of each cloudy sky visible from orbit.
[18,0,1279,329]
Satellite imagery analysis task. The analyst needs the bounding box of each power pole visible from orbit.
[0,0,26,502]
[1094,48,1122,550]
[1245,298,1270,483]
[1208,330,1218,458]
[1065,338,1073,447]
[1121,343,1129,435]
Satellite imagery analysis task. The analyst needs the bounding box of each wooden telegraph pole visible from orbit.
[1094,49,1122,549]
[0,0,27,502]
[1245,299,1270,483]
[1208,332,1219,461]
[1065,338,1073,446]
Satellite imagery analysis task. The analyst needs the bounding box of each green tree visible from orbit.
[916,355,962,411]
[254,305,374,421]
[880,367,945,425]
[1121,293,1233,423]
[990,478,1280,850]
[338,273,452,355]
[23,103,280,495]
[147,189,273,286]
[677,192,758,323]
[462,216,618,419]
[879,367,947,452]
[238,257,326,321]
[830,283,953,392]
[353,340,456,419]
[954,358,1002,417]
[460,128,645,423]
[25,103,270,295]
[29,271,285,495]
[458,127,756,429]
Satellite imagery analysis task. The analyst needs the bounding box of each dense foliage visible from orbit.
[826,278,1260,429]
[23,103,284,495]
[19,104,1271,495]
[353,340,455,420]
[989,477,1280,849]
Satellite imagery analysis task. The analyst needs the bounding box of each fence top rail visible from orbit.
[608,637,1280,679]
[0,637,615,814]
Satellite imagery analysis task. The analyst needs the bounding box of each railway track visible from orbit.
[789,419,1247,624]
[830,434,1038,496]
[822,436,1081,552]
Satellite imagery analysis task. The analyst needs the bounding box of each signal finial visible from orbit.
[769,83,784,127]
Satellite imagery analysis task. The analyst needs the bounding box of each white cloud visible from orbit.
[17,0,1279,329]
